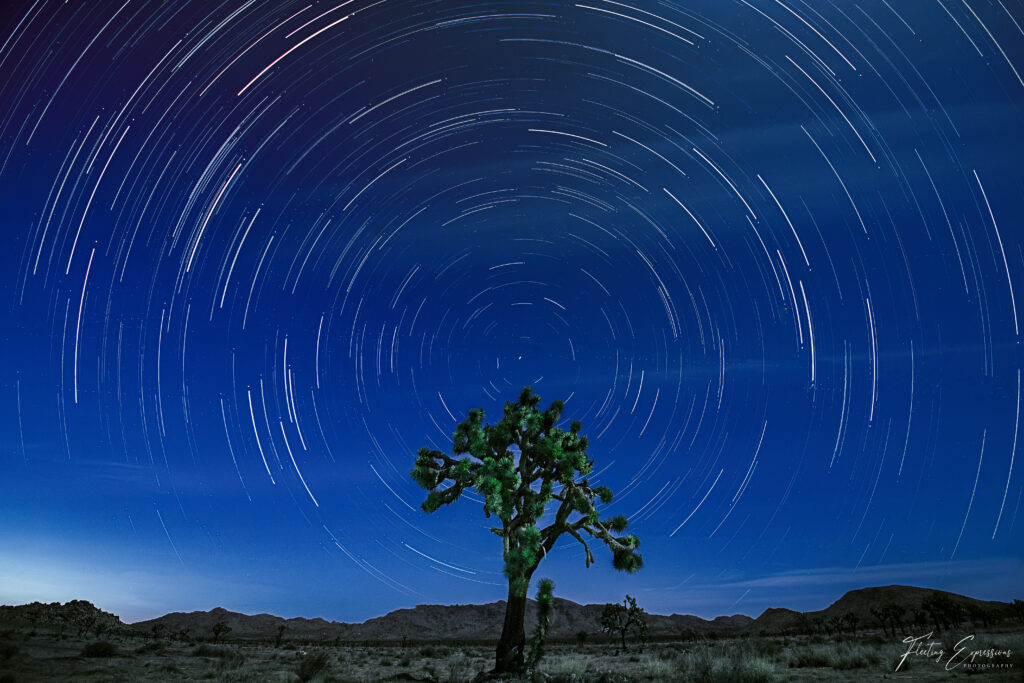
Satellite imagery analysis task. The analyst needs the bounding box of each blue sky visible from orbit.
[0,0,1022,624]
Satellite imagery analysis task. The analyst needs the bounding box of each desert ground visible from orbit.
[1,625,1021,682]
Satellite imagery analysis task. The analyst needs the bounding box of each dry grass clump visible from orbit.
[676,642,775,682]
[296,649,332,681]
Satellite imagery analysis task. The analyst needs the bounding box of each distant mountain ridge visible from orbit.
[743,585,1014,634]
[3,586,1014,643]
[130,598,755,642]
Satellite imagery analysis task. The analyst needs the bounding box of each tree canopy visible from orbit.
[410,386,642,673]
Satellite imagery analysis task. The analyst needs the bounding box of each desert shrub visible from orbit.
[545,671,628,683]
[789,642,879,671]
[399,654,412,666]
[444,653,472,682]
[832,643,880,669]
[418,644,436,658]
[655,646,680,661]
[297,650,332,682]
[135,640,166,654]
[788,648,832,668]
[728,657,776,683]
[544,655,634,682]
[749,637,783,658]
[642,658,675,679]
[0,642,18,661]
[81,640,118,657]
[678,643,777,682]
[192,643,245,665]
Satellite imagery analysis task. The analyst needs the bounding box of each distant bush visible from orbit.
[192,643,245,666]
[749,637,783,658]
[81,641,118,657]
[788,649,831,668]
[788,642,879,670]
[833,644,880,670]
[729,657,776,683]
[678,643,775,682]
[296,650,332,681]
[135,641,165,655]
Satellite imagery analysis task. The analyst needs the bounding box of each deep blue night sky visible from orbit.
[1,1,1022,624]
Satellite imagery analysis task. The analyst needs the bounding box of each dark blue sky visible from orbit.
[1,0,1022,623]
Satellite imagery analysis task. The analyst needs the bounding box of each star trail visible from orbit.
[0,1,1022,623]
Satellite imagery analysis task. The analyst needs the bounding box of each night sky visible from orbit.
[1,1,1022,625]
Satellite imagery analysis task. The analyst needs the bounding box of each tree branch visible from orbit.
[566,527,595,567]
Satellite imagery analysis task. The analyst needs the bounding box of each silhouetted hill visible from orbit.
[5,585,1014,643]
[744,585,1014,634]
[0,600,131,636]
[131,598,753,642]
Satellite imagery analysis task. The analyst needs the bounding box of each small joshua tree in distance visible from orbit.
[411,386,643,674]
[601,595,648,653]
[211,620,230,643]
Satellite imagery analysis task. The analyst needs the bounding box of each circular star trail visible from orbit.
[1,1,1021,620]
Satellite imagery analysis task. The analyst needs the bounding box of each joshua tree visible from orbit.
[869,603,907,637]
[600,595,648,653]
[212,620,231,643]
[922,593,963,631]
[870,607,889,637]
[76,614,97,638]
[843,612,859,636]
[1013,599,1024,624]
[411,387,643,674]
[275,624,287,648]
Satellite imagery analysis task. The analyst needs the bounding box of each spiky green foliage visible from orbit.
[526,578,555,669]
[410,386,643,597]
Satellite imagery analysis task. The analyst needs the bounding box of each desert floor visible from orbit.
[1,627,1021,681]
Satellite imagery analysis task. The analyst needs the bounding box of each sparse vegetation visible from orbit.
[296,649,331,681]
[192,643,245,665]
[80,640,118,657]
[0,625,1018,681]
[1,592,1022,681]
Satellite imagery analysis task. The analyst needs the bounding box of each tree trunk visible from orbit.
[494,583,529,673]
